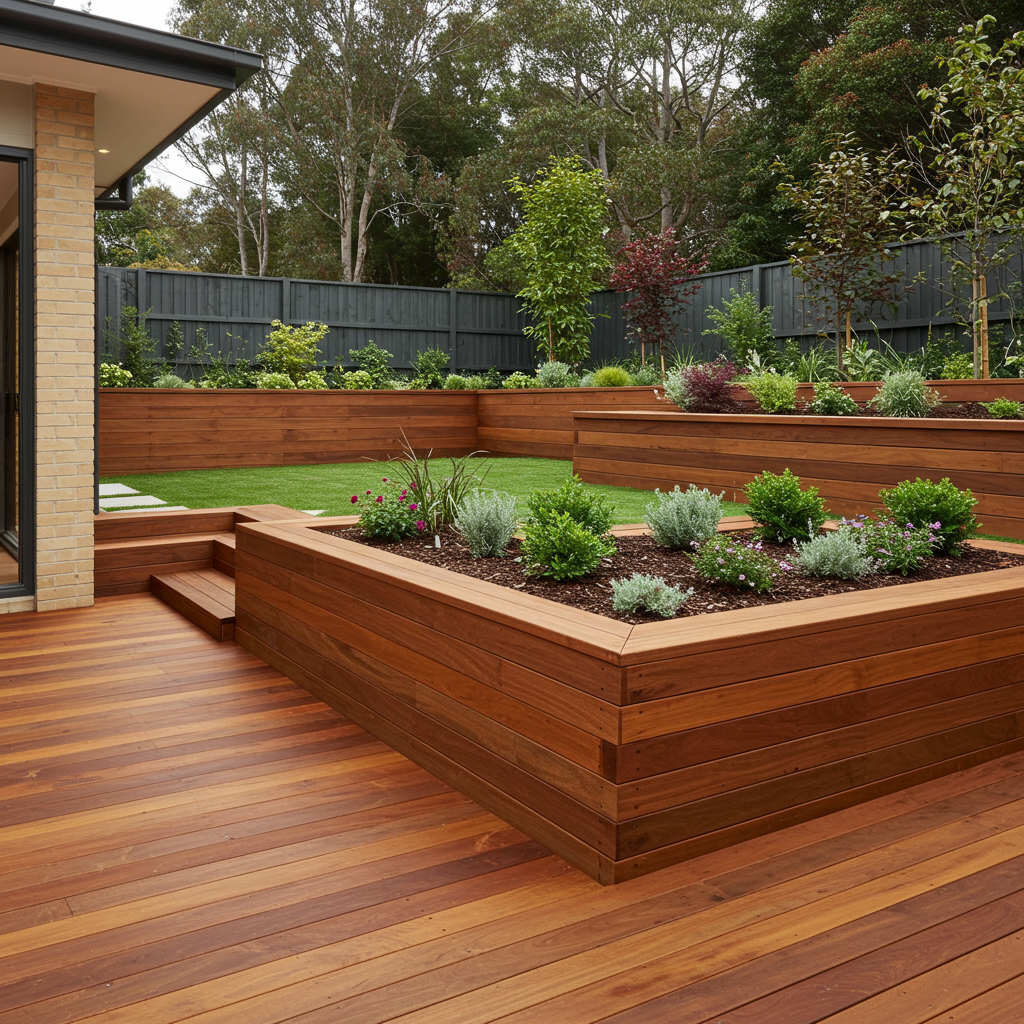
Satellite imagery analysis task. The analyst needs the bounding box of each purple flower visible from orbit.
[415,520,426,531]
[931,521,941,529]
[738,574,746,581]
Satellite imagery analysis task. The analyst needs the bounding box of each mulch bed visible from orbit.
[325,527,1024,625]
[735,402,1019,419]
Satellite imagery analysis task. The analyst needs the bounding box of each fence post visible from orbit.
[449,288,458,373]
[136,267,147,320]
[281,278,291,324]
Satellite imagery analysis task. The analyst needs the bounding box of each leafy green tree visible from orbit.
[499,156,611,363]
[902,17,1024,378]
[777,134,911,372]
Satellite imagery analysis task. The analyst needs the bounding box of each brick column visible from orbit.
[34,84,96,611]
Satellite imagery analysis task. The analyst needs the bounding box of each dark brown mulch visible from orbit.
[324,527,1024,625]
[734,402,1017,419]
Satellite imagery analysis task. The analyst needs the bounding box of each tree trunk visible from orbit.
[835,311,845,376]
[845,310,852,352]
[972,275,980,379]
[979,274,989,379]
[548,318,554,362]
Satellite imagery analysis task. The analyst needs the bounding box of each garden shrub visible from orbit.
[349,340,394,388]
[260,320,328,384]
[410,347,450,389]
[661,358,743,412]
[743,371,798,413]
[590,365,633,387]
[791,527,876,578]
[339,369,374,389]
[483,366,504,389]
[535,360,574,388]
[525,475,613,537]
[745,468,827,543]
[454,490,518,558]
[153,373,192,388]
[982,396,1023,419]
[690,535,782,593]
[106,306,159,386]
[703,285,777,368]
[297,370,328,389]
[443,374,469,390]
[644,485,723,549]
[940,352,974,379]
[502,371,535,389]
[879,477,979,555]
[868,369,941,417]
[578,373,595,387]
[463,374,487,389]
[520,509,616,580]
[851,516,940,574]
[630,364,662,386]
[255,372,294,389]
[351,479,427,541]
[200,357,258,389]
[807,380,859,415]
[611,573,693,618]
[98,364,133,387]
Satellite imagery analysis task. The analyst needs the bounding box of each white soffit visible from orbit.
[0,42,219,194]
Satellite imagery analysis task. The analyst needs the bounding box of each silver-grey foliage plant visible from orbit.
[660,367,692,410]
[791,527,877,579]
[868,370,941,417]
[535,360,574,388]
[610,573,694,618]
[645,485,724,549]
[454,489,519,558]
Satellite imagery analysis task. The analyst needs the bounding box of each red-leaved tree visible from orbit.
[609,230,708,374]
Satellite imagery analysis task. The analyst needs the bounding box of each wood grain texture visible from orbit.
[572,410,1024,537]
[2,592,1022,1023]
[231,516,1024,884]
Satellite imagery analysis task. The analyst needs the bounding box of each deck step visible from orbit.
[150,568,236,641]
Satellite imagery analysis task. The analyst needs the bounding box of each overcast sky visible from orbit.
[54,0,203,196]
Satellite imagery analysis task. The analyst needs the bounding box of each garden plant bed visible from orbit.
[325,524,1024,624]
[233,513,1024,885]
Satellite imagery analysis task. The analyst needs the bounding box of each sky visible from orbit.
[54,0,202,197]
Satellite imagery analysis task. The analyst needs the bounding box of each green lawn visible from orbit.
[100,457,749,525]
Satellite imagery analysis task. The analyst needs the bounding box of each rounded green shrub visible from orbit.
[525,475,613,537]
[940,353,974,380]
[879,477,979,555]
[743,372,798,413]
[535,360,574,388]
[868,370,941,417]
[256,371,294,389]
[98,364,134,387]
[297,370,328,389]
[520,509,616,580]
[982,397,1023,419]
[590,365,633,387]
[807,381,859,415]
[745,468,827,543]
[153,373,192,388]
[502,371,535,389]
[443,374,469,390]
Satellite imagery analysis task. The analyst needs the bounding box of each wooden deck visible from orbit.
[1,595,1022,1023]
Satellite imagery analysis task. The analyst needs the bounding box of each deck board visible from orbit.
[1,594,1021,1023]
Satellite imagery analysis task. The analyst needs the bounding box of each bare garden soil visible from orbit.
[328,527,1024,625]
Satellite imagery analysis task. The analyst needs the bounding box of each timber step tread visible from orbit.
[150,568,236,641]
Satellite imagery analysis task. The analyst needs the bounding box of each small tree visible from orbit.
[903,18,1024,378]
[502,157,611,364]
[776,135,911,374]
[609,230,707,376]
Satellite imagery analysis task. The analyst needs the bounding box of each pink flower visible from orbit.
[375,495,383,503]
[365,490,371,496]
[350,495,358,504]
[409,503,418,511]
[415,520,426,531]
[382,477,388,483]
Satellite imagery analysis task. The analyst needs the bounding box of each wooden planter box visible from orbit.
[233,516,1024,884]
[732,378,1024,409]
[573,411,1024,539]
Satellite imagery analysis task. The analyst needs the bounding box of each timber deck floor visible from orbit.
[1,595,1022,1024]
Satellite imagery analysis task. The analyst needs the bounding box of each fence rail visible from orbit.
[96,235,1021,376]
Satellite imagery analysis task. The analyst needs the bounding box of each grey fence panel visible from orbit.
[97,235,1021,377]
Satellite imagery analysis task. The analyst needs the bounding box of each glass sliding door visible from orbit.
[0,149,33,596]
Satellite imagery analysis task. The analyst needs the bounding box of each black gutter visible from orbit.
[95,171,133,211]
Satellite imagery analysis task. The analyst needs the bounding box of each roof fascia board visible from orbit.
[0,1,262,89]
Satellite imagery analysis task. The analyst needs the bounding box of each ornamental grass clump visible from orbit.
[807,380,859,415]
[868,370,940,417]
[590,365,633,387]
[610,573,694,618]
[454,490,519,558]
[690,535,784,593]
[743,371,798,413]
[791,527,877,578]
[351,479,427,541]
[745,468,828,543]
[644,485,723,549]
[520,509,616,580]
[879,477,979,555]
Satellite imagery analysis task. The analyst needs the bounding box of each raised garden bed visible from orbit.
[232,513,1024,884]
[573,411,1024,539]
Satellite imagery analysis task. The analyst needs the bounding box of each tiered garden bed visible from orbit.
[233,514,1024,884]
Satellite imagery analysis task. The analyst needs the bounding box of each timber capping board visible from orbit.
[233,515,1024,884]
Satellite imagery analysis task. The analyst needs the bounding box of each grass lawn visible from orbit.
[100,457,749,525]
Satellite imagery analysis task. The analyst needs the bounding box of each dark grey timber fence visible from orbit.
[97,236,1021,375]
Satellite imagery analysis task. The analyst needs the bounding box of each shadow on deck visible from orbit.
[1,594,1021,1023]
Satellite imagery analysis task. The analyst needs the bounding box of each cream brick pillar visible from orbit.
[34,84,96,611]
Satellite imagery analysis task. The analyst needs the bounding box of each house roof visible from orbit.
[0,0,263,199]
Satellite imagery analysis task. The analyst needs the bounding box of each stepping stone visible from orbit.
[98,483,140,496]
[301,510,327,516]
[98,495,167,508]
[120,505,190,512]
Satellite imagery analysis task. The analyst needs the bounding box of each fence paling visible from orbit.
[97,235,1021,374]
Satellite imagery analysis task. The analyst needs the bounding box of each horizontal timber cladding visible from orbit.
[572,411,1024,539]
[476,386,662,459]
[232,516,1024,884]
[98,388,480,474]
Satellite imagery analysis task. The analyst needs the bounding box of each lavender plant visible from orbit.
[611,573,694,618]
[690,535,788,593]
[454,490,518,558]
[791,527,877,578]
[644,485,723,549]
